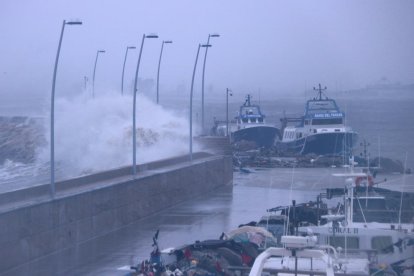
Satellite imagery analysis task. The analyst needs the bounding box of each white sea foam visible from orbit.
[35,91,192,179]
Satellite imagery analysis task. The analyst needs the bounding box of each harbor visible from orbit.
[1,89,414,275]
[1,1,414,275]
[2,166,413,275]
[1,91,414,275]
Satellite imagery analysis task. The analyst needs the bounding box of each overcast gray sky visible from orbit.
[1,0,413,100]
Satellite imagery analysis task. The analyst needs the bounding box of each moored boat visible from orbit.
[276,84,357,156]
[231,94,279,148]
[296,164,414,275]
[249,235,370,276]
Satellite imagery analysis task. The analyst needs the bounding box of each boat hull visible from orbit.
[232,126,279,148]
[276,131,358,156]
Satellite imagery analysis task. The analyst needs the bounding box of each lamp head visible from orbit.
[201,44,212,48]
[98,50,106,53]
[164,40,173,44]
[145,33,159,38]
[128,46,136,49]
[66,20,82,25]
[210,33,220,38]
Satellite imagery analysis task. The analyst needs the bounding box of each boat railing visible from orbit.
[248,246,335,276]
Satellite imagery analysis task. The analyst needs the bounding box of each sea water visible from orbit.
[1,87,413,191]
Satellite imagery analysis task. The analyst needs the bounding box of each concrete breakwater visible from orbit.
[0,152,233,274]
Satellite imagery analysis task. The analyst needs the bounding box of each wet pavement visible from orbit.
[3,167,413,276]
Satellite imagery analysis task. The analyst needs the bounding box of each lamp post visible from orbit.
[121,46,136,95]
[132,33,158,176]
[226,88,232,137]
[50,19,82,197]
[190,44,211,161]
[156,40,172,104]
[92,50,105,98]
[201,33,220,134]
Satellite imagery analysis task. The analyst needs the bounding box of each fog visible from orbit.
[1,0,413,104]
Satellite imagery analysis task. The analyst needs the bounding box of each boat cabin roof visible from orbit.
[304,98,344,119]
[238,95,265,119]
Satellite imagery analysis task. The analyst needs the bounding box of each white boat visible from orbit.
[298,165,414,275]
[249,235,370,275]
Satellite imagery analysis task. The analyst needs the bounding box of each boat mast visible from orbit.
[244,94,252,106]
[398,153,408,228]
[313,83,327,100]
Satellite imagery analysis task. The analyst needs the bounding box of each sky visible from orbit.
[1,0,414,102]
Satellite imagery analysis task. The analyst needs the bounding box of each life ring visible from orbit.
[355,175,374,187]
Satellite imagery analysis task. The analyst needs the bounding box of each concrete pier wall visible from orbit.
[0,153,233,273]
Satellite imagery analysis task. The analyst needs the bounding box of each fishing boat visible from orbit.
[231,94,279,148]
[249,235,370,276]
[276,84,358,156]
[297,164,414,275]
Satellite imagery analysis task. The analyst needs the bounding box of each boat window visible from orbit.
[241,106,260,115]
[353,198,387,211]
[312,118,343,125]
[242,118,248,123]
[328,236,359,249]
[371,236,394,254]
[258,117,263,123]
[304,120,309,125]
[307,100,337,111]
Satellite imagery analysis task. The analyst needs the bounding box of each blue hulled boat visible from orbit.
[231,95,279,148]
[276,84,358,156]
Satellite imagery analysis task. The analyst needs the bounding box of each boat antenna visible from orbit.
[378,136,381,169]
[354,193,368,225]
[264,175,274,249]
[398,153,408,228]
[244,94,252,106]
[313,83,327,100]
[258,88,261,106]
[284,164,296,237]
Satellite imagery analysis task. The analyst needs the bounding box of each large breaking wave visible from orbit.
[0,92,192,183]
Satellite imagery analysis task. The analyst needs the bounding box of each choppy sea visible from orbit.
[1,87,413,192]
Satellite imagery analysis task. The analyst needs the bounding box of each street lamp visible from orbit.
[156,40,173,104]
[92,50,105,98]
[132,33,158,176]
[50,19,82,197]
[190,43,211,161]
[201,33,220,135]
[226,88,233,137]
[121,46,136,95]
